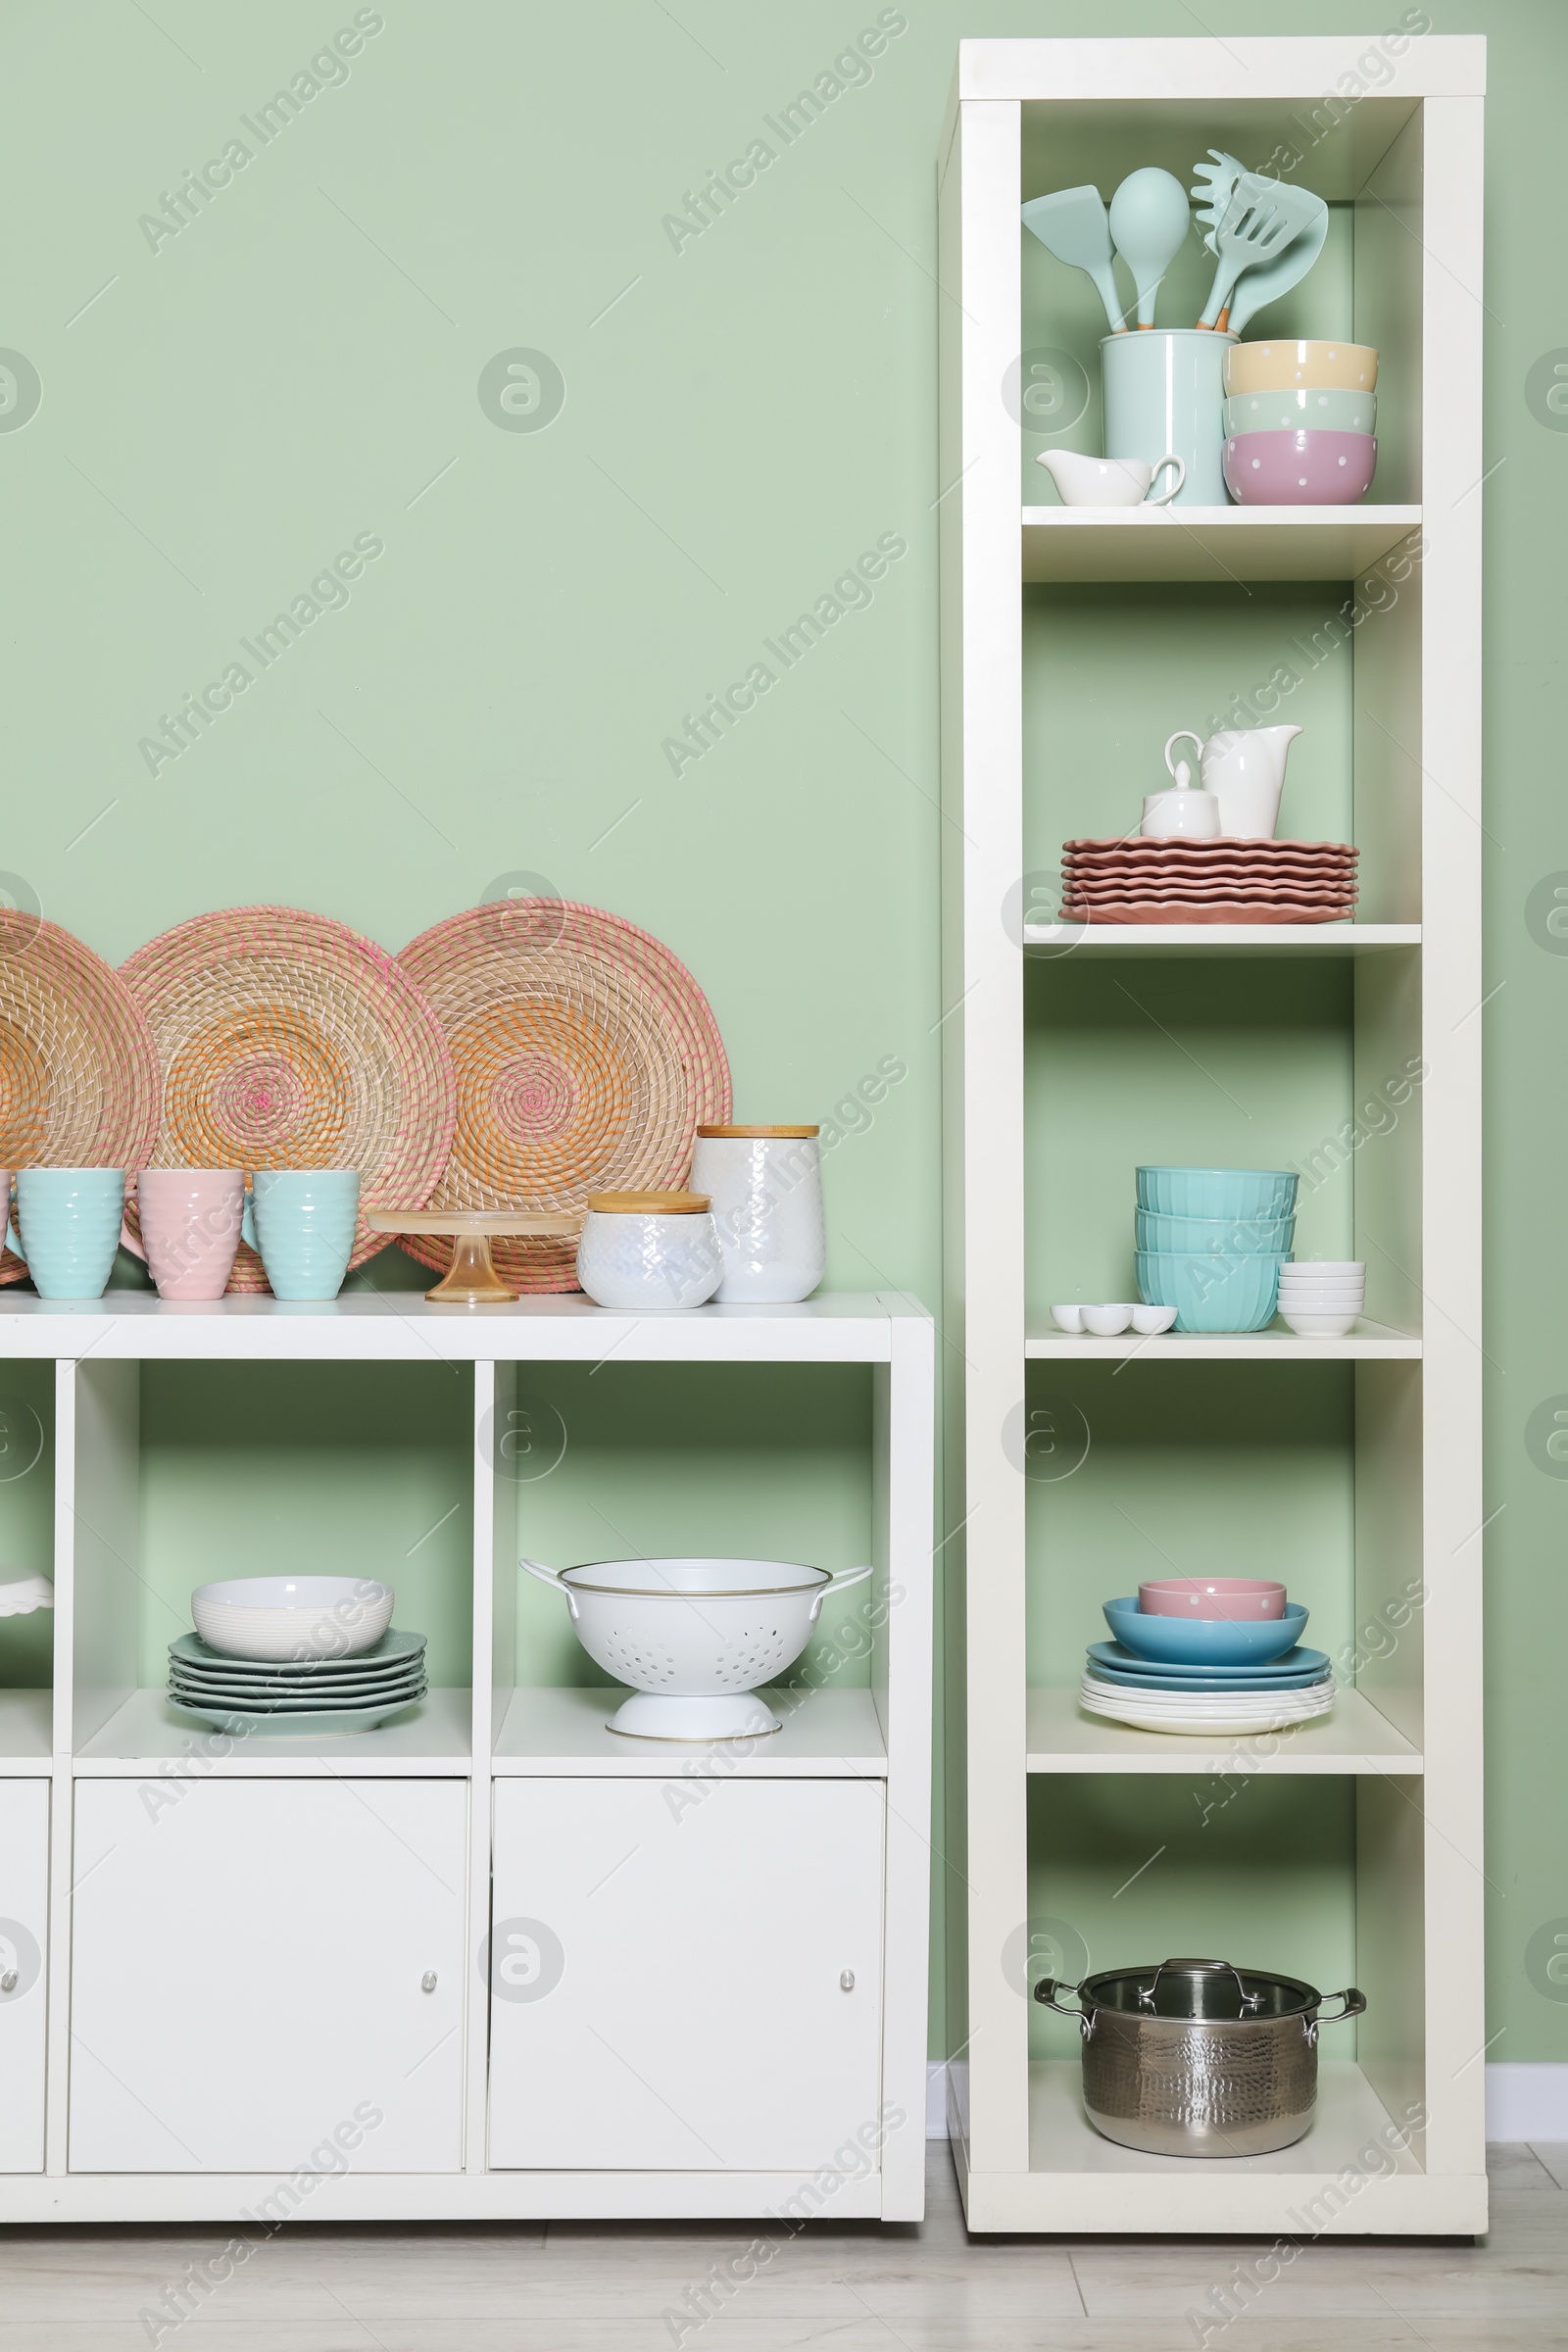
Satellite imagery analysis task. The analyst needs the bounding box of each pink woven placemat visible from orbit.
[397,899,731,1292]
[121,907,456,1291]
[0,912,161,1285]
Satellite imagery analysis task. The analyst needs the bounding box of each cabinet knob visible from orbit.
[840,1970,856,1992]
[421,1971,437,1993]
[0,1970,15,1994]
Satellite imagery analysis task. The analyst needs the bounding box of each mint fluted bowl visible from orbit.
[1136,1249,1288,1332]
[1135,1167,1298,1220]
[1135,1208,1296,1255]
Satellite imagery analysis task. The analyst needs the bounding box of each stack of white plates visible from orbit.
[1277,1260,1365,1337]
[1080,1643,1336,1737]
[167,1630,427,1736]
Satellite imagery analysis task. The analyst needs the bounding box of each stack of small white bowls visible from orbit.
[1276,1260,1364,1337]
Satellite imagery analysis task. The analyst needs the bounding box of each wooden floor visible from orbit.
[0,2143,1564,2349]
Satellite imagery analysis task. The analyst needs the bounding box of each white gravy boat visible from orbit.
[1036,450,1185,508]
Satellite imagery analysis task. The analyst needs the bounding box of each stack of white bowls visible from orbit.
[1276,1260,1364,1337]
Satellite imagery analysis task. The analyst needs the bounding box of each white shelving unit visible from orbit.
[940,38,1485,2233]
[0,1291,933,2221]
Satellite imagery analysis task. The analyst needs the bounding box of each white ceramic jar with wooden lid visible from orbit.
[575,1192,723,1311]
[690,1126,824,1304]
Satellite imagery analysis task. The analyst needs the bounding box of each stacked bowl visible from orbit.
[1277,1260,1364,1338]
[1222,340,1379,506]
[1080,1579,1336,1736]
[168,1576,427,1736]
[1135,1166,1298,1332]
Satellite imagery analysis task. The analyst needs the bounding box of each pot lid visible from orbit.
[1078,1957,1321,2020]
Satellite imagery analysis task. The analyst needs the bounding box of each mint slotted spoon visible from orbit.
[1198,172,1324,329]
[1190,151,1328,333]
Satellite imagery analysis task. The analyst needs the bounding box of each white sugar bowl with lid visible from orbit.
[690,1124,825,1304]
[575,1192,723,1311]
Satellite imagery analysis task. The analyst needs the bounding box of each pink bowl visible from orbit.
[1223,428,1377,506]
[1139,1577,1287,1620]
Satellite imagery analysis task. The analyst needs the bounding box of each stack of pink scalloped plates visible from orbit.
[1060,838,1358,926]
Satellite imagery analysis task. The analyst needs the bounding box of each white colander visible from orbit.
[520,1555,875,1740]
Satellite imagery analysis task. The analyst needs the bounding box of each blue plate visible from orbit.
[1087,1641,1331,1683]
[1085,1659,1332,1694]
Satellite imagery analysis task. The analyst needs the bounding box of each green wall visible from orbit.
[0,0,1560,2067]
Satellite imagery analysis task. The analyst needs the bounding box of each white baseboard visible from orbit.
[1486,2064,1568,2139]
[927,2060,1568,2142]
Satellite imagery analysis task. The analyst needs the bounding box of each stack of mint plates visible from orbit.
[1080,1642,1335,1737]
[167,1629,427,1736]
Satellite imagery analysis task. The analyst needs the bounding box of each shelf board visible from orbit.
[492,1685,887,1776]
[73,1685,474,1773]
[1021,505,1422,584]
[949,2061,1486,2234]
[1026,1686,1421,1775]
[1027,2059,1423,2180]
[0,1290,921,1364]
[1025,923,1420,956]
[0,1688,52,1766]
[1025,1315,1421,1361]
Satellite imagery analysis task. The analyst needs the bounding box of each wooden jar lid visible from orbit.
[696,1124,819,1138]
[586,1190,710,1214]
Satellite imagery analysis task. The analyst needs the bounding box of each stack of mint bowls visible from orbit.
[1134,1166,1298,1332]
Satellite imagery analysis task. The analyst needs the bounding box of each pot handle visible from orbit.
[1033,1978,1093,2038]
[1317,1986,1367,2026]
[1140,1958,1262,2013]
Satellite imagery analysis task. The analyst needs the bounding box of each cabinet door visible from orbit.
[489,1778,884,2170]
[0,1780,49,2173]
[70,1779,466,2174]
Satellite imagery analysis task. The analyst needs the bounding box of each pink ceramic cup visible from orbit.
[1139,1577,1286,1620]
[126,1170,246,1300]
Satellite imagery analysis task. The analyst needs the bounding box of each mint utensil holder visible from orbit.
[1102,328,1237,506]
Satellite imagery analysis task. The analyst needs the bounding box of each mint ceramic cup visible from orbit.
[242,1170,360,1300]
[8,1169,126,1299]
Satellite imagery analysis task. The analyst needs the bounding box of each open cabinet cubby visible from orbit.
[0,1292,932,2222]
[940,38,1484,2231]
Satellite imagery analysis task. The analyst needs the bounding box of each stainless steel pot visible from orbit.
[1035,1956,1365,2156]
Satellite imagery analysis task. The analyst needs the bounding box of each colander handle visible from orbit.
[808,1562,875,1623]
[518,1558,578,1619]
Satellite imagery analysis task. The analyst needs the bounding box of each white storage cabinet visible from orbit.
[0,1290,932,2221]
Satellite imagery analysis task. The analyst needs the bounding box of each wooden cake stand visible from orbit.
[366,1210,580,1305]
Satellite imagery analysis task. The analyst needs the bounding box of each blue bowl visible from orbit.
[1136,1250,1288,1332]
[1103,1597,1309,1667]
[1135,1208,1296,1255]
[1135,1167,1299,1220]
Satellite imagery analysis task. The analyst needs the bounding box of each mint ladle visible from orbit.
[1107,168,1192,329]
